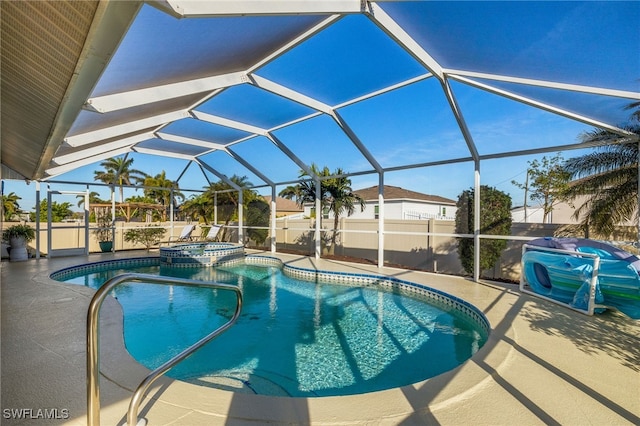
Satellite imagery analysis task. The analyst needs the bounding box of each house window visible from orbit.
[322,207,329,219]
[441,207,446,216]
[374,205,379,219]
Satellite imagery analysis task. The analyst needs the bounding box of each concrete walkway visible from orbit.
[1,251,639,425]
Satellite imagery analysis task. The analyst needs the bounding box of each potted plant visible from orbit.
[93,208,113,252]
[2,224,35,261]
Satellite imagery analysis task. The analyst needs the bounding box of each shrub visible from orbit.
[455,185,512,275]
[124,226,166,250]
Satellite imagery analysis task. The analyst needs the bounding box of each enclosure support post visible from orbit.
[315,177,321,259]
[35,181,41,259]
[473,160,481,282]
[46,185,52,256]
[377,172,384,268]
[85,186,90,254]
[110,186,116,252]
[238,190,244,244]
[271,184,277,253]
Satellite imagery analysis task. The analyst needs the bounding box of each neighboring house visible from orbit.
[511,195,637,226]
[262,196,305,219]
[302,185,457,221]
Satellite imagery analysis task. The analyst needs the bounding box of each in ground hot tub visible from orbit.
[160,242,244,267]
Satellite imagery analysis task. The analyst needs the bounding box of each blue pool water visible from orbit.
[57,260,488,397]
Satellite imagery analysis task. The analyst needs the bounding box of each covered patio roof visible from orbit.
[2,1,638,185]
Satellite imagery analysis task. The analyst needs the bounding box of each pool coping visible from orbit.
[91,254,513,424]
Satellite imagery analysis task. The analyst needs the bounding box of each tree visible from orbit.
[245,198,270,246]
[562,103,639,236]
[2,192,22,221]
[94,157,147,203]
[202,175,260,241]
[143,171,184,208]
[279,164,331,209]
[279,164,364,255]
[30,200,74,222]
[511,153,571,223]
[76,191,106,208]
[181,194,212,224]
[455,185,512,275]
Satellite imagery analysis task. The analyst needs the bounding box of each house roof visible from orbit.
[262,196,304,212]
[354,185,456,205]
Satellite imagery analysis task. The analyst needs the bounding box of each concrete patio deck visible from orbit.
[1,251,639,425]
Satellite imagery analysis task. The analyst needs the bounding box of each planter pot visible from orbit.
[99,241,113,253]
[9,236,28,261]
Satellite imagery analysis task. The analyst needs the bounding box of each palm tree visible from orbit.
[94,157,147,203]
[76,191,106,208]
[202,175,258,241]
[279,164,331,209]
[279,164,364,254]
[324,168,365,254]
[181,194,212,224]
[2,192,21,221]
[143,171,184,207]
[562,103,639,236]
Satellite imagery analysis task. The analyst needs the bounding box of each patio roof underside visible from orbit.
[2,0,639,189]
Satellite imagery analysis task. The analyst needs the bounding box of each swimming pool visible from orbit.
[53,256,489,397]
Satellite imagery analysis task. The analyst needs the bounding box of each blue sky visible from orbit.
[3,1,638,213]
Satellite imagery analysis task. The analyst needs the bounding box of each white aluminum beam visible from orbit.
[85,72,246,113]
[445,69,640,100]
[53,133,154,165]
[441,78,480,161]
[266,132,314,178]
[249,74,333,114]
[334,73,433,110]
[330,110,382,172]
[132,146,195,160]
[191,110,267,136]
[451,74,636,138]
[195,159,241,190]
[477,77,633,136]
[157,0,363,17]
[225,146,275,186]
[156,132,228,150]
[368,3,444,80]
[249,15,343,73]
[65,110,190,146]
[45,146,132,177]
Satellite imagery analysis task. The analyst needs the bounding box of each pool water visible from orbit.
[61,262,487,397]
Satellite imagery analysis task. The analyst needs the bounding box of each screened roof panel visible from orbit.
[194,84,316,129]
[382,1,639,90]
[337,79,470,168]
[453,81,593,157]
[228,136,310,184]
[90,4,328,96]
[197,150,265,187]
[135,138,209,157]
[257,14,428,105]
[161,118,251,145]
[462,78,639,128]
[271,114,374,174]
[67,92,205,138]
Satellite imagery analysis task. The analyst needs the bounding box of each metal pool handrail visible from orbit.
[86,273,243,426]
